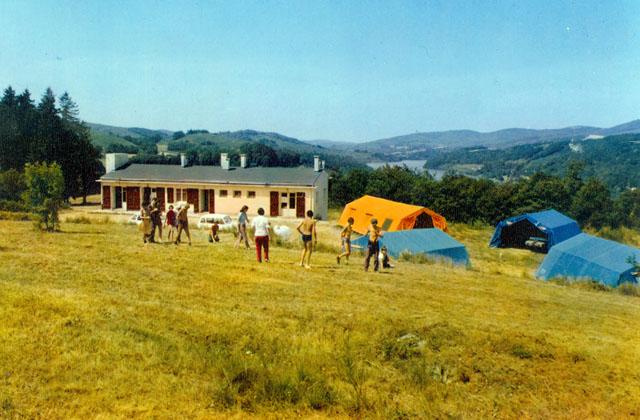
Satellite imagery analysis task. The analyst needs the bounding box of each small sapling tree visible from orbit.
[23,162,64,231]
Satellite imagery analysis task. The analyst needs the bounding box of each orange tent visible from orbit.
[338,195,447,234]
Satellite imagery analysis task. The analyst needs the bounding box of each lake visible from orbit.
[367,160,445,180]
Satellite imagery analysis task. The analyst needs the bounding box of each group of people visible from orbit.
[139,198,191,245]
[139,199,391,271]
[337,216,392,272]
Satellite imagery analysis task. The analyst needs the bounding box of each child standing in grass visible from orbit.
[140,203,152,244]
[251,207,271,262]
[235,205,251,249]
[165,205,177,242]
[364,218,383,272]
[337,217,354,264]
[297,210,317,269]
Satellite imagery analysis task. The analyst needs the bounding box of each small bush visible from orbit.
[0,200,29,212]
[399,251,435,265]
[65,215,113,225]
[65,215,92,224]
[511,344,533,359]
[617,282,640,297]
[550,277,611,293]
[0,211,34,221]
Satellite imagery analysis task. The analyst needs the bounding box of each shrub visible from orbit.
[0,199,29,212]
[0,211,34,221]
[617,282,640,297]
[23,162,64,232]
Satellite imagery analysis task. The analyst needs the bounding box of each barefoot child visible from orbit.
[364,218,383,272]
[165,205,177,242]
[337,217,354,264]
[297,210,317,268]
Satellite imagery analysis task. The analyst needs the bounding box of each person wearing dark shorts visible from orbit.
[297,210,317,268]
[364,218,383,272]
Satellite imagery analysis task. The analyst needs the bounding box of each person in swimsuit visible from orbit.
[337,217,354,264]
[364,218,383,272]
[297,210,317,268]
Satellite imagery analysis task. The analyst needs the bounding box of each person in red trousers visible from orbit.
[251,207,271,262]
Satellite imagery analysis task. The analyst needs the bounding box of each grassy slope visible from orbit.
[89,130,139,150]
[0,214,639,418]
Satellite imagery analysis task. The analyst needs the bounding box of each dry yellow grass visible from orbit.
[0,208,639,418]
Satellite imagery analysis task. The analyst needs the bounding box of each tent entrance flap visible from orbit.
[414,213,434,229]
[500,220,548,252]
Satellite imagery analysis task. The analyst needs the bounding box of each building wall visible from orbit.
[100,181,322,218]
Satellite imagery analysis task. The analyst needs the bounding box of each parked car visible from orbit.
[128,213,143,225]
[197,214,234,231]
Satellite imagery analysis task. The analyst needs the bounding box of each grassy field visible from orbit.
[0,208,639,418]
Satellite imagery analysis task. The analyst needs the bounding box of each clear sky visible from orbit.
[1,1,638,142]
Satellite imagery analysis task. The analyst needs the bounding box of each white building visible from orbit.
[98,153,329,219]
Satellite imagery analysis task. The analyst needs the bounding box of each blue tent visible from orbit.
[351,228,469,266]
[490,209,581,252]
[536,233,640,287]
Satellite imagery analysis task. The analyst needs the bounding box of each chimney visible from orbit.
[180,153,188,167]
[220,153,230,170]
[321,160,326,171]
[314,155,321,172]
[240,154,247,168]
[105,153,129,173]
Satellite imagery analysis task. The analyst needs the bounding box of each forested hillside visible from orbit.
[90,125,369,170]
[425,134,640,192]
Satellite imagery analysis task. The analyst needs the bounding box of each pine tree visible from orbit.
[59,91,79,123]
[37,87,57,116]
[1,86,16,108]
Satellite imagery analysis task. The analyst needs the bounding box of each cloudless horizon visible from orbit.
[1,1,639,142]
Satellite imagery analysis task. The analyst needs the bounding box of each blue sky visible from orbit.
[1,1,638,142]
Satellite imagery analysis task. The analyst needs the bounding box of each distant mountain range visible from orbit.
[352,120,640,156]
[87,119,640,163]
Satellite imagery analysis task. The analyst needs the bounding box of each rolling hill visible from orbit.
[426,133,640,191]
[354,120,640,158]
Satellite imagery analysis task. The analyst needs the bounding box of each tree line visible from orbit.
[329,162,640,229]
[0,86,103,205]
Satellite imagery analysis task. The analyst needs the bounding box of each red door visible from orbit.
[208,189,215,213]
[102,186,111,209]
[187,189,199,212]
[127,187,140,211]
[115,187,122,208]
[156,187,165,211]
[270,191,279,217]
[296,192,306,218]
[167,188,174,203]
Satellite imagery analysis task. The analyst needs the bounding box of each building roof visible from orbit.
[100,164,325,187]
